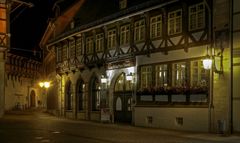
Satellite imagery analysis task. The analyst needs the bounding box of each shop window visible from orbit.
[172,62,186,87]
[140,66,152,89]
[191,60,208,86]
[155,64,168,87]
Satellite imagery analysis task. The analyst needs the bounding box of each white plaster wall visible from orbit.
[136,45,206,65]
[5,78,32,111]
[134,107,209,132]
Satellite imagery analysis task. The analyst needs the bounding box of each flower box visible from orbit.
[140,95,153,101]
[190,94,207,102]
[171,94,186,102]
[155,95,168,102]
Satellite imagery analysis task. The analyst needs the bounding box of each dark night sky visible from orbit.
[10,0,56,55]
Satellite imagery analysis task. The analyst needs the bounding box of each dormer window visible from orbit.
[119,0,127,9]
[70,21,75,29]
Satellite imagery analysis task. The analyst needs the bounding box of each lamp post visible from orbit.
[39,81,50,109]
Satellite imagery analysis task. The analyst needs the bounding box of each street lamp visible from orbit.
[39,81,50,109]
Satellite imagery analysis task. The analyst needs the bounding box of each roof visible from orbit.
[48,0,177,44]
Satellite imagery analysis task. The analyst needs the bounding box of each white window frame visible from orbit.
[140,66,152,89]
[189,3,205,31]
[190,60,208,87]
[76,37,82,56]
[134,19,145,42]
[168,9,182,35]
[86,36,94,54]
[96,33,104,52]
[155,64,168,87]
[172,62,186,87]
[107,29,116,49]
[120,24,130,45]
[150,15,162,39]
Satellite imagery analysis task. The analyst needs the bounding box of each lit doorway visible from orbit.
[114,73,132,123]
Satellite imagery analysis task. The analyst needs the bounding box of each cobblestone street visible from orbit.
[0,110,239,143]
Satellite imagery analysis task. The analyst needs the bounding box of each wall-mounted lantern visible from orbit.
[202,46,223,74]
[101,75,107,84]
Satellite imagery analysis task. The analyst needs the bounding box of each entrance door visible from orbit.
[30,90,36,107]
[114,73,132,123]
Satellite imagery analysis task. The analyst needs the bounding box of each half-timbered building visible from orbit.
[41,0,240,134]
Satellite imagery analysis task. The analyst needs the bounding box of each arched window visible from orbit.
[91,77,100,111]
[76,79,84,111]
[65,81,72,110]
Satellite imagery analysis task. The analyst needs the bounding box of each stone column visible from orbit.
[0,51,5,117]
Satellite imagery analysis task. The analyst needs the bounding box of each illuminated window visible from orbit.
[115,74,124,91]
[172,62,186,87]
[120,24,130,45]
[155,64,168,87]
[140,66,152,89]
[150,15,162,39]
[190,60,208,87]
[107,29,116,49]
[134,19,145,42]
[96,33,104,52]
[86,36,94,54]
[168,10,182,35]
[189,3,205,31]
